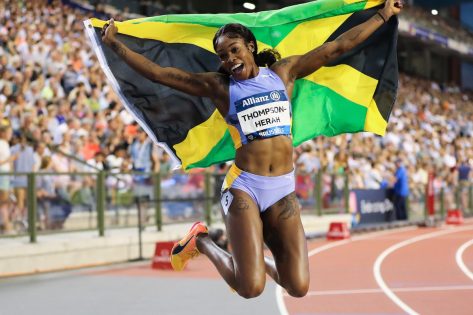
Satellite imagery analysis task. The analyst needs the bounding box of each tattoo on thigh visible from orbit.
[277,193,299,220]
[233,196,250,212]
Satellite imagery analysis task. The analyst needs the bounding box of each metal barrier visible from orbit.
[1,171,106,242]
[0,171,471,242]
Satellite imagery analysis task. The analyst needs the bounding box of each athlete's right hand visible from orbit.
[101,18,118,45]
[382,0,403,19]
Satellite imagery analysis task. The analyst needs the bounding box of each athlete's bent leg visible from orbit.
[261,192,310,297]
[197,188,266,299]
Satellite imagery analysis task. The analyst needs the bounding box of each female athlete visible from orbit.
[101,0,402,298]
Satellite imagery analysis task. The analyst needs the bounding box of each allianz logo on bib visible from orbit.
[270,91,280,101]
[241,90,281,107]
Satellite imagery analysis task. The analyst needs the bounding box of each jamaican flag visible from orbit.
[84,0,398,170]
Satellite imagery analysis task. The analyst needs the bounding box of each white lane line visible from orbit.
[456,238,473,281]
[284,284,473,297]
[276,227,416,315]
[275,285,290,315]
[374,225,473,315]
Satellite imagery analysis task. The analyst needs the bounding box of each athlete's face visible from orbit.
[215,35,257,80]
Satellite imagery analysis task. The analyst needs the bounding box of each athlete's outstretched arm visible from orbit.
[101,19,223,98]
[273,0,402,82]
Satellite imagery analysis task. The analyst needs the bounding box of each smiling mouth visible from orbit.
[231,63,244,74]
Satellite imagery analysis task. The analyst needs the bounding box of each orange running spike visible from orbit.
[170,222,209,271]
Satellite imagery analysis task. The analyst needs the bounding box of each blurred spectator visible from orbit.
[36,156,56,230]
[33,142,51,171]
[393,159,409,220]
[296,143,320,174]
[458,159,471,211]
[0,126,15,233]
[411,161,428,201]
[458,159,471,183]
[107,158,134,213]
[107,146,127,174]
[129,129,153,174]
[87,151,107,171]
[444,165,459,211]
[129,129,153,190]
[159,152,173,177]
[10,134,35,227]
[364,161,383,189]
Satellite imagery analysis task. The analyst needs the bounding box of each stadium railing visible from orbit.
[0,171,471,242]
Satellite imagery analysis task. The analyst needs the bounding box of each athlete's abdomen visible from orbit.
[234,135,293,176]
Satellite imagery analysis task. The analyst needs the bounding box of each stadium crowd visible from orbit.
[0,0,472,234]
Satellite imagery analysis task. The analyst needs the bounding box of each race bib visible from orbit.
[221,190,233,215]
[235,90,291,139]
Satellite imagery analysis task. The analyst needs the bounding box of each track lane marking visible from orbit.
[276,227,417,315]
[283,284,473,297]
[374,225,473,315]
[456,238,473,281]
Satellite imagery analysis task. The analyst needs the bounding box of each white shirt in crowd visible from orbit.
[0,139,11,172]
